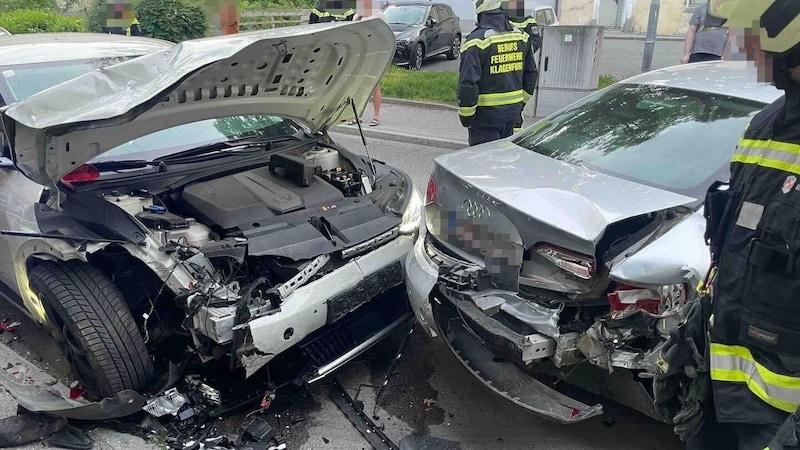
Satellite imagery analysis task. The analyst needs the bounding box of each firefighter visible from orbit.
[126,18,144,36]
[309,1,355,24]
[458,0,538,146]
[508,15,542,52]
[654,1,800,449]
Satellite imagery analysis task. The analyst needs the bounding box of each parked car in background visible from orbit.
[0,27,10,36]
[404,61,781,423]
[385,1,461,70]
[0,20,421,405]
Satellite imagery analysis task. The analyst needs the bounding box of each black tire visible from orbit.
[407,42,424,70]
[446,34,461,60]
[28,260,154,399]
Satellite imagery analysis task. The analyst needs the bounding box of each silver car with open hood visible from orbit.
[0,19,422,402]
[404,60,782,423]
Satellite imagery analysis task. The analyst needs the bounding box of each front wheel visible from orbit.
[445,35,461,60]
[28,260,154,399]
[407,43,424,70]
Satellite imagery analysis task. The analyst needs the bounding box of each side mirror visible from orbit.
[427,17,436,26]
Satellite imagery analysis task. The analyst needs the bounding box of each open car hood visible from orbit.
[1,19,395,187]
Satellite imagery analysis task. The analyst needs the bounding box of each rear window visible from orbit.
[512,83,765,200]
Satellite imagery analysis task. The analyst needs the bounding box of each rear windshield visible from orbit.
[512,83,766,200]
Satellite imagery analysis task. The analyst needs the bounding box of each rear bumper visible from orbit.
[403,229,604,423]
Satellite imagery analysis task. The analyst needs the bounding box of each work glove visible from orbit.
[767,408,800,449]
[653,294,713,441]
[459,114,474,128]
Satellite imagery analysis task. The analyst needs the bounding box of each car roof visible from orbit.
[621,60,783,105]
[0,32,174,67]
[387,1,438,8]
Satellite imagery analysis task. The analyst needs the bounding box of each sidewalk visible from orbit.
[331,99,540,150]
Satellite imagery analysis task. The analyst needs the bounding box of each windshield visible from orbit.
[512,83,765,200]
[385,5,427,25]
[0,57,136,102]
[91,115,302,163]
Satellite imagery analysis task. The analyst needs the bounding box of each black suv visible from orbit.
[384,1,461,70]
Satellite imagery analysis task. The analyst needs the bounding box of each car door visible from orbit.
[424,6,443,53]
[435,6,456,51]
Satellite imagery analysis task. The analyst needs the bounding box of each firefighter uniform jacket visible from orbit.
[309,7,355,23]
[508,15,542,52]
[708,93,800,427]
[458,11,538,129]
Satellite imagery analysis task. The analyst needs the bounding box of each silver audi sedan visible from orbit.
[404,60,783,423]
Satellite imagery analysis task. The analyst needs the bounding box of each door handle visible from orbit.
[544,56,549,71]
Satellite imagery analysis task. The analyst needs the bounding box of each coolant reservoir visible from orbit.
[182,219,211,248]
[303,148,340,172]
[103,194,153,216]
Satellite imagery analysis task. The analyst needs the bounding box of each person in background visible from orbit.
[310,1,356,24]
[126,17,144,36]
[220,0,239,35]
[681,2,734,64]
[347,10,387,127]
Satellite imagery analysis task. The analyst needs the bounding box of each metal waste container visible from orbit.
[529,25,605,118]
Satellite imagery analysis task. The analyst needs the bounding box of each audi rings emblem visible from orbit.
[462,199,490,219]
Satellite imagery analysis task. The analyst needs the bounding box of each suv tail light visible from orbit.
[535,244,595,280]
[425,175,436,205]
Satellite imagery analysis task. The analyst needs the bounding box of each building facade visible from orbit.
[558,0,703,35]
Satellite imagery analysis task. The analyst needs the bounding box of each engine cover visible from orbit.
[181,166,345,230]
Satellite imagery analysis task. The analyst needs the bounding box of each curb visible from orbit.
[381,97,459,112]
[330,126,468,150]
[604,34,684,41]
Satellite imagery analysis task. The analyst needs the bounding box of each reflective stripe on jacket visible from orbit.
[710,343,800,414]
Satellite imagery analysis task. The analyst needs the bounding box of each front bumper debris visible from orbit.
[241,234,414,376]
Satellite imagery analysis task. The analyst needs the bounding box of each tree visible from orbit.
[135,0,207,42]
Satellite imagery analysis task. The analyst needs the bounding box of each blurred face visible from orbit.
[740,28,775,83]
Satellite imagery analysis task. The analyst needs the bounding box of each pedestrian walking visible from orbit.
[681,2,733,64]
[347,10,388,127]
[458,0,538,146]
[653,1,800,449]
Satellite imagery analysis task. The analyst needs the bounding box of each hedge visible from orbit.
[0,9,87,33]
[0,0,58,13]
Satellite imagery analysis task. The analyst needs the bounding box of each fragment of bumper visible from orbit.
[404,229,603,423]
[233,233,415,377]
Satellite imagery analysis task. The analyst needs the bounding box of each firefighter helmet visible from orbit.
[473,0,502,15]
[706,0,800,55]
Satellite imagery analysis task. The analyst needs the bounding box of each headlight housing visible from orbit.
[399,187,423,235]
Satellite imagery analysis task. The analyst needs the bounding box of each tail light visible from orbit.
[608,283,689,315]
[425,175,436,205]
[534,244,595,280]
[61,164,100,189]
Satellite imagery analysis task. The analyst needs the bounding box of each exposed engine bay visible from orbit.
[34,139,413,375]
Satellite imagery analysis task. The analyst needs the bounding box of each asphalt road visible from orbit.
[0,133,685,450]
[415,20,685,82]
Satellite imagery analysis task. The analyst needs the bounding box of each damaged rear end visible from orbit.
[408,146,700,423]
